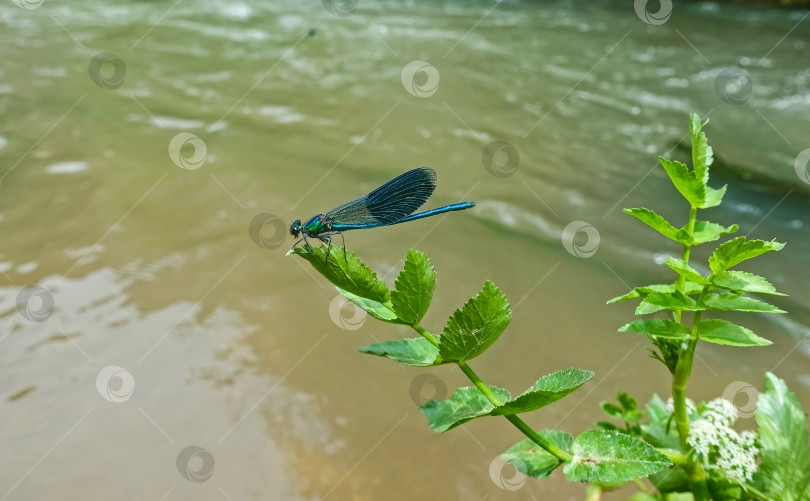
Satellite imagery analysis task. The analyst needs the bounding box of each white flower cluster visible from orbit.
[685,398,759,483]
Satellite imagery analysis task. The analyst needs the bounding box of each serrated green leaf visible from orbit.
[619,319,690,339]
[701,185,727,208]
[491,368,593,416]
[608,282,704,304]
[641,291,700,312]
[635,299,667,315]
[337,288,405,324]
[712,270,785,296]
[701,293,785,313]
[660,157,705,208]
[666,257,709,285]
[624,208,682,242]
[756,372,810,501]
[420,385,510,433]
[438,281,511,363]
[562,430,671,483]
[358,337,442,365]
[501,431,572,479]
[689,113,713,185]
[696,319,772,346]
[689,220,738,245]
[390,249,436,325]
[708,237,785,273]
[292,245,390,303]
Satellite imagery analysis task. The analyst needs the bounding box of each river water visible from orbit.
[1,1,809,499]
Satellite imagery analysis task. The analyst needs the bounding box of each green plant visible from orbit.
[289,114,810,499]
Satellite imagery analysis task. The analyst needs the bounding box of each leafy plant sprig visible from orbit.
[601,114,809,500]
[290,244,671,484]
[289,114,810,499]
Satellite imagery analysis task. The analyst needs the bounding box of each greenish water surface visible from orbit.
[1,1,809,499]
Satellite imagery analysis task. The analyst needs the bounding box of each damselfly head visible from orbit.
[289,220,302,238]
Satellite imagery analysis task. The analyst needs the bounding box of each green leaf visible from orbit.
[660,157,705,208]
[601,402,624,420]
[438,281,511,363]
[696,319,772,346]
[292,245,390,303]
[688,220,738,245]
[624,208,682,242]
[337,288,405,324]
[358,337,442,366]
[756,372,810,501]
[420,385,510,433]
[617,392,637,412]
[634,300,665,315]
[491,368,593,416]
[689,113,713,185]
[649,339,680,374]
[390,249,436,325]
[501,431,572,479]
[649,466,690,494]
[641,394,680,450]
[712,270,785,296]
[708,237,785,273]
[596,421,621,431]
[562,430,671,483]
[701,293,785,313]
[619,319,690,339]
[666,257,709,285]
[701,185,727,209]
[638,291,699,313]
[608,282,704,304]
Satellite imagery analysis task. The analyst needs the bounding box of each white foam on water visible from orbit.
[45,161,88,174]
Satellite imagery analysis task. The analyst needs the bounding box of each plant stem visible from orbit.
[413,325,440,346]
[670,204,710,500]
[413,324,571,461]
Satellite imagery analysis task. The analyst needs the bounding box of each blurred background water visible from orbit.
[1,0,809,499]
